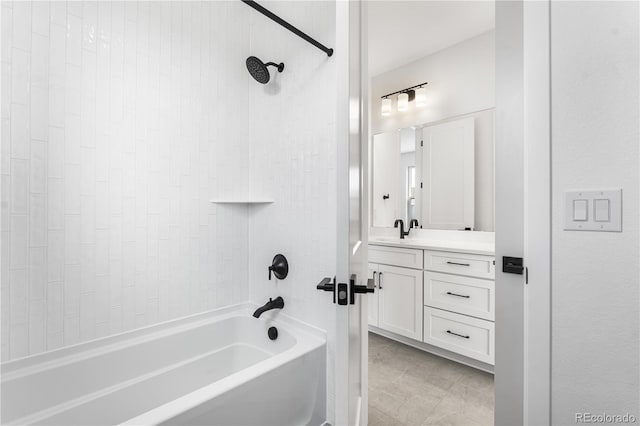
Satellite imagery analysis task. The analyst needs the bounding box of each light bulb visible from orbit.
[381,98,392,116]
[397,93,409,111]
[415,87,427,107]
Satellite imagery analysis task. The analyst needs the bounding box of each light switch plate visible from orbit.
[564,189,622,232]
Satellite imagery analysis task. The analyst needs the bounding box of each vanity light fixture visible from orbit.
[397,92,409,111]
[415,86,427,107]
[380,82,428,116]
[381,97,392,116]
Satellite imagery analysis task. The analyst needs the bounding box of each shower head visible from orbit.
[246,56,285,84]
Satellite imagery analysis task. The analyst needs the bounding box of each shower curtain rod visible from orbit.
[241,0,334,57]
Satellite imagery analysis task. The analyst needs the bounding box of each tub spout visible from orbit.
[252,296,285,318]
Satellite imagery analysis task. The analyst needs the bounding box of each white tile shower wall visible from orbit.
[1,1,254,360]
[246,1,337,329]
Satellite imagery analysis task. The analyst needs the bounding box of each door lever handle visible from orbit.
[316,277,335,292]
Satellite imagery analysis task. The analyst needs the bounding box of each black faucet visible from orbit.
[394,219,411,239]
[252,297,285,318]
[409,219,420,229]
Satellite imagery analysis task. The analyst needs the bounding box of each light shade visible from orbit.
[397,93,409,111]
[381,98,392,116]
[415,87,427,107]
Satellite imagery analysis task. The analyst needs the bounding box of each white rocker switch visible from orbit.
[573,199,588,221]
[564,189,622,232]
[594,199,610,222]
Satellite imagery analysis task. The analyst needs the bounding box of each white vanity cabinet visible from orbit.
[368,242,496,366]
[368,246,423,341]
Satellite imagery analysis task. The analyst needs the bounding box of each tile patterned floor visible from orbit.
[368,332,494,426]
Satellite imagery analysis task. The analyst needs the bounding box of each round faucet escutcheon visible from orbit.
[268,254,289,280]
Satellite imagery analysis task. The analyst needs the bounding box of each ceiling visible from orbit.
[368,1,495,77]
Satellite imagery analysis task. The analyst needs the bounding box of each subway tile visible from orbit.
[1,4,12,64]
[48,126,64,178]
[64,163,80,214]
[64,214,80,264]
[80,147,95,195]
[9,323,28,359]
[29,246,46,300]
[79,292,95,340]
[29,299,46,354]
[9,269,27,324]
[10,158,28,213]
[48,86,65,127]
[31,1,49,36]
[47,230,64,282]
[29,194,46,247]
[11,48,30,104]
[30,139,46,193]
[63,315,79,345]
[10,103,28,159]
[31,33,49,87]
[11,1,31,51]
[65,13,81,66]
[63,264,80,317]
[64,64,81,114]
[82,1,97,52]
[30,86,49,141]
[47,178,63,230]
[46,282,63,332]
[49,23,66,88]
[9,214,28,269]
[49,1,66,26]
[1,62,11,120]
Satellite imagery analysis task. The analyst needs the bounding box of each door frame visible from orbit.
[495,0,552,424]
[357,1,553,425]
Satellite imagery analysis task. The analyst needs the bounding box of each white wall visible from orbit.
[1,0,254,361]
[246,1,337,330]
[370,31,495,231]
[371,30,494,134]
[551,2,639,422]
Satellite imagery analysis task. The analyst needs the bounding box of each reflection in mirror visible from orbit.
[372,128,417,227]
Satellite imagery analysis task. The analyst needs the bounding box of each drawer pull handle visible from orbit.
[379,272,383,290]
[446,330,470,339]
[372,271,377,288]
[446,261,470,267]
[446,291,470,299]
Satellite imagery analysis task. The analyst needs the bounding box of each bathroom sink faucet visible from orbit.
[394,219,411,239]
[252,297,285,318]
[409,219,420,229]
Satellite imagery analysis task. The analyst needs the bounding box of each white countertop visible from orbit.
[368,231,495,256]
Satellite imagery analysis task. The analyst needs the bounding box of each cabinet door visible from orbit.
[378,265,423,340]
[367,263,379,327]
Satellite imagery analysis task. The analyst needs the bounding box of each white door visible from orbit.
[372,131,400,227]
[367,263,379,326]
[377,265,423,341]
[421,117,475,230]
[334,1,370,425]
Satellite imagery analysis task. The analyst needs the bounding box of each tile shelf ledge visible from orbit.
[209,199,274,204]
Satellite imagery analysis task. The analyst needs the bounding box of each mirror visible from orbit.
[371,110,494,231]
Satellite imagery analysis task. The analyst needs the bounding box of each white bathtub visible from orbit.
[1,304,326,425]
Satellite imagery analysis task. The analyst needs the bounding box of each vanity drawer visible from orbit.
[423,307,494,365]
[369,245,423,269]
[424,272,494,321]
[423,250,495,279]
